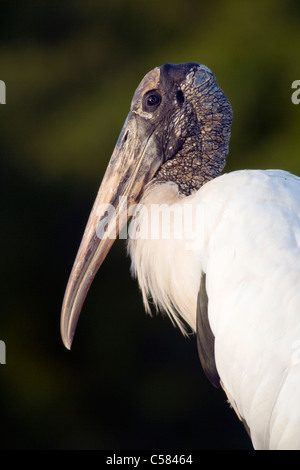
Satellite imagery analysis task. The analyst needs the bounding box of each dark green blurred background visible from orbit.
[1,0,300,450]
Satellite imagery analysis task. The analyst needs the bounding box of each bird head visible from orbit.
[60,62,232,349]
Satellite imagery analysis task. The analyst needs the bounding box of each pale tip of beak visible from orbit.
[60,312,74,351]
[63,339,72,351]
[61,332,72,351]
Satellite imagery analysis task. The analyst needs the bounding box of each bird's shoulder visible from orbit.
[192,169,300,246]
[197,168,300,207]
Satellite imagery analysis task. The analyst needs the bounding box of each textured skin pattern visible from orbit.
[154,64,232,195]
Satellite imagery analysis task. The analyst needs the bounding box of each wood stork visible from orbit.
[61,62,300,450]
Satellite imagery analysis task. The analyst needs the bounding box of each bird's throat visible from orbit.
[154,134,227,196]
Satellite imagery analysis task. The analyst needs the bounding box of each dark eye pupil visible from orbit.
[143,91,162,112]
[147,94,160,106]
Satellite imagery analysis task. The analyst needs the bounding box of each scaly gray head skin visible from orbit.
[152,63,232,194]
[60,63,233,349]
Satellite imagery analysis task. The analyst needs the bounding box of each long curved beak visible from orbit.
[60,111,163,349]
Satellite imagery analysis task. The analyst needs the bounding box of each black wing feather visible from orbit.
[196,273,220,388]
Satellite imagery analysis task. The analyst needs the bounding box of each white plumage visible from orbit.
[129,169,300,449]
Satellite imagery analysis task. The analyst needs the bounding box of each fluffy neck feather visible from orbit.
[127,182,204,334]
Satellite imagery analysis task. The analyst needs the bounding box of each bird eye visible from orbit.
[143,91,162,111]
[147,94,160,106]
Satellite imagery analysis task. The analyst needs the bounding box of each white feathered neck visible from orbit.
[127,181,206,334]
